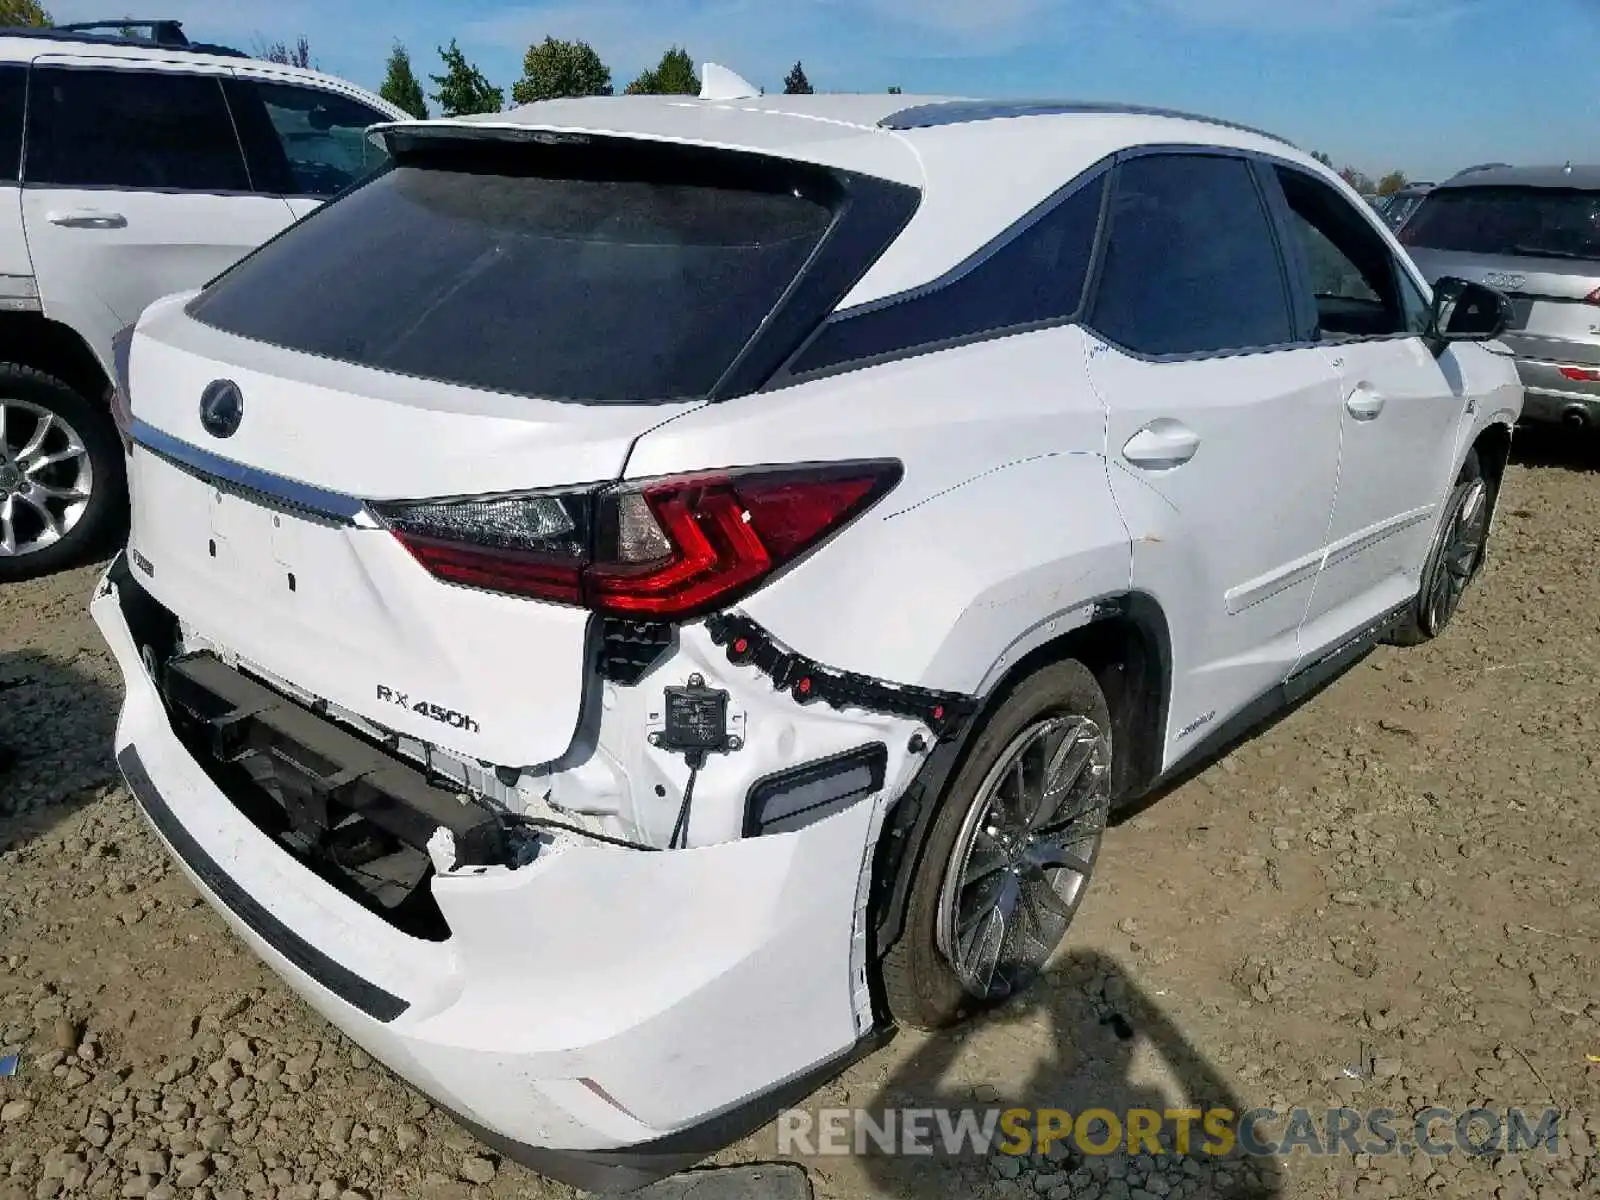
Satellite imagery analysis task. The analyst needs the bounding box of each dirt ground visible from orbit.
[2,429,1597,1200]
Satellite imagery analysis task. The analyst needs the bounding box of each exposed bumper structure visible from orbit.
[91,558,894,1192]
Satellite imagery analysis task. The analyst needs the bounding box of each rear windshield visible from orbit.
[1400,186,1600,261]
[187,139,840,403]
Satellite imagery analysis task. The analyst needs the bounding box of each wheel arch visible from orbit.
[0,312,113,407]
[865,590,1171,1019]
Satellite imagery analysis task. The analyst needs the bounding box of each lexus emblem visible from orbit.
[198,380,244,439]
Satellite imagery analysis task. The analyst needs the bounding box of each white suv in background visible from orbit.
[94,91,1522,1191]
[0,19,406,580]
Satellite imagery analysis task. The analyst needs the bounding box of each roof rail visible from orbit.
[880,98,1297,148]
[56,18,190,44]
[0,18,248,58]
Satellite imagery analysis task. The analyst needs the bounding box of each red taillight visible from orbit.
[376,462,902,621]
[1558,366,1600,382]
[1586,286,1600,307]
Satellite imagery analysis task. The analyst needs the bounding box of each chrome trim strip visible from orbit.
[1225,548,1324,615]
[1322,504,1435,570]
[129,417,370,526]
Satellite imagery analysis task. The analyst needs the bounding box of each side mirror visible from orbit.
[1426,276,1512,350]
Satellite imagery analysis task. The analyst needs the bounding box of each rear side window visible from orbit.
[1401,186,1600,261]
[790,172,1106,375]
[1090,154,1294,356]
[225,79,392,198]
[188,140,839,402]
[0,65,25,184]
[25,67,248,192]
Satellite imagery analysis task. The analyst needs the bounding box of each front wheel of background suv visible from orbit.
[880,659,1114,1031]
[1388,449,1490,647]
[0,364,126,584]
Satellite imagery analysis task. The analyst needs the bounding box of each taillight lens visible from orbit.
[109,322,136,449]
[374,461,902,621]
[1586,286,1600,307]
[1558,366,1600,382]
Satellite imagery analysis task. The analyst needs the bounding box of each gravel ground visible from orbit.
[2,431,1597,1200]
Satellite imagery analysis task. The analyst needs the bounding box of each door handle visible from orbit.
[1345,386,1386,421]
[45,209,128,229]
[1122,419,1200,469]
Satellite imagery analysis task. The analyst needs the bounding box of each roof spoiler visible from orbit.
[700,63,760,101]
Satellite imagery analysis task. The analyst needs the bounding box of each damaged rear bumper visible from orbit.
[90,556,896,1192]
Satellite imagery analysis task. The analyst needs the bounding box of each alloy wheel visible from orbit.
[0,398,95,559]
[1424,478,1488,636]
[936,713,1112,1000]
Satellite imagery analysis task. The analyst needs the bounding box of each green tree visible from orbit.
[254,35,313,68]
[379,42,428,118]
[511,36,613,104]
[1311,150,1334,168]
[625,46,698,95]
[1376,170,1408,196]
[0,0,50,26]
[1339,166,1375,194]
[783,61,812,94]
[887,85,902,94]
[430,39,504,116]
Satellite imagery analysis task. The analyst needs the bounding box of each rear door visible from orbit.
[19,56,296,371]
[1268,164,1467,652]
[1401,184,1600,371]
[221,69,396,220]
[1086,150,1345,764]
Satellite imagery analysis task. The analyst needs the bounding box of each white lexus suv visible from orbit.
[92,84,1523,1192]
[0,19,406,580]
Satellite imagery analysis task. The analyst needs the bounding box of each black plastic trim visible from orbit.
[116,745,412,1023]
[704,612,977,740]
[442,1025,895,1193]
[743,743,888,837]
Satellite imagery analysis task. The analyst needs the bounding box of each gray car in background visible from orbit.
[1401,164,1600,431]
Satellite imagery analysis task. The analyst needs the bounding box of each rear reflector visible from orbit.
[1559,366,1600,382]
[373,461,902,622]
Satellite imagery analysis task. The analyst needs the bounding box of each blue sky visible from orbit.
[51,0,1596,180]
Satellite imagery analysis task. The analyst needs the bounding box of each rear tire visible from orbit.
[1389,449,1488,647]
[0,364,126,584]
[879,659,1112,1031]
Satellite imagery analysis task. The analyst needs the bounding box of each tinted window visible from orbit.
[791,173,1106,375]
[1400,186,1600,262]
[1274,167,1405,339]
[0,66,25,184]
[189,147,837,402]
[1091,155,1293,356]
[25,67,248,192]
[243,82,392,198]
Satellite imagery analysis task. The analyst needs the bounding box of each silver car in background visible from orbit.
[1402,164,1599,431]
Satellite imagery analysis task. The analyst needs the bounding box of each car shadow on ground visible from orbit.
[1509,423,1600,473]
[0,649,121,856]
[851,950,1283,1198]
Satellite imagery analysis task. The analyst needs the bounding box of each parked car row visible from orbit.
[0,20,1585,1195]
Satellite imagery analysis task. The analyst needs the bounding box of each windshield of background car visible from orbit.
[1400,186,1600,261]
[186,137,842,403]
